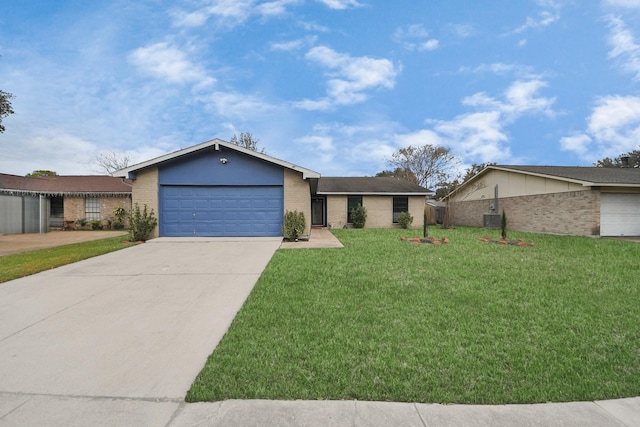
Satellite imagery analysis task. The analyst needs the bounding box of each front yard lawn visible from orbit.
[187,227,640,404]
[0,236,136,283]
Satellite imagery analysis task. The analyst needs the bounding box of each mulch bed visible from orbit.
[478,237,535,247]
[401,236,450,245]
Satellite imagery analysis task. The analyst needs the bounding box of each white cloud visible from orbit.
[415,79,556,163]
[297,46,398,110]
[257,0,301,16]
[603,0,640,8]
[129,42,215,87]
[606,15,640,80]
[171,0,253,28]
[508,0,561,35]
[420,39,439,51]
[171,0,297,28]
[315,0,361,9]
[270,36,317,52]
[206,91,276,119]
[561,95,640,160]
[393,24,439,52]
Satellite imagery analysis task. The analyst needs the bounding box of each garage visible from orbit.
[112,139,320,239]
[600,193,640,236]
[160,185,283,237]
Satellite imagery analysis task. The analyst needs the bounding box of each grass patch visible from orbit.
[0,236,136,283]
[187,227,640,404]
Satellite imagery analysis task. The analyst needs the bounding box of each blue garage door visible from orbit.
[160,185,283,237]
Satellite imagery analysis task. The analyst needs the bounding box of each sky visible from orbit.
[1,0,640,180]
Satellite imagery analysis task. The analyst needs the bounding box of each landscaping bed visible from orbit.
[188,227,640,404]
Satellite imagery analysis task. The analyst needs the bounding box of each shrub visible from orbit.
[113,206,127,224]
[351,204,367,228]
[282,210,306,241]
[397,211,413,229]
[89,219,103,230]
[129,203,158,242]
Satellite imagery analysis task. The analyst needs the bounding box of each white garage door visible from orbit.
[600,193,640,236]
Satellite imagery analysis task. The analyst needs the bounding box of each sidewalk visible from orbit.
[169,398,640,426]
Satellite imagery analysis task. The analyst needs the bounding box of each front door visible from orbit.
[311,196,326,227]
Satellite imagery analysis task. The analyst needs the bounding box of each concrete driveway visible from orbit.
[0,237,281,426]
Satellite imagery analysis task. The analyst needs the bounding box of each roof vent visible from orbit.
[621,156,630,168]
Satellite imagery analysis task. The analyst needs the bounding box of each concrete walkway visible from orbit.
[1,234,639,426]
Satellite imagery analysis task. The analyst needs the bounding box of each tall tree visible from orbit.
[434,162,496,199]
[594,150,640,168]
[375,167,418,182]
[387,144,458,190]
[230,132,265,153]
[0,90,15,133]
[26,170,57,177]
[92,151,132,174]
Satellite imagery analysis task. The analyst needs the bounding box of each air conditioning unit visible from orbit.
[483,213,501,229]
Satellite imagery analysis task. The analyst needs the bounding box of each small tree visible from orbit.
[397,211,413,229]
[423,210,428,238]
[351,204,367,228]
[282,210,306,241]
[128,203,158,242]
[501,210,507,240]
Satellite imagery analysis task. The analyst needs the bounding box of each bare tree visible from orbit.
[375,167,418,182]
[388,144,458,190]
[229,132,265,153]
[92,151,132,174]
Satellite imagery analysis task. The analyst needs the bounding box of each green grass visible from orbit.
[0,236,136,283]
[187,227,640,404]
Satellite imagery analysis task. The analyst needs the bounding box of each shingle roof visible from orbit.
[494,165,640,185]
[317,177,433,194]
[0,174,132,196]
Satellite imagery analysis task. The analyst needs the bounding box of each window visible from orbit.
[85,197,101,221]
[393,196,408,223]
[347,195,362,223]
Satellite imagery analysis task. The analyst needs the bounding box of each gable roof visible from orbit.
[112,138,321,180]
[0,174,132,197]
[317,177,433,195]
[491,165,640,186]
[446,164,640,201]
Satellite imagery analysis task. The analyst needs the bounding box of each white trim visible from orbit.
[112,138,321,180]
[318,191,433,196]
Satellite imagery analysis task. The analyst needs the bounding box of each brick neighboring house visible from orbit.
[0,174,132,234]
[445,165,640,237]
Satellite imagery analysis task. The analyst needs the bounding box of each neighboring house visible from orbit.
[113,139,432,238]
[311,176,433,229]
[0,174,132,234]
[446,165,640,237]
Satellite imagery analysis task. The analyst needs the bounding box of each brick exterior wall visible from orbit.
[326,195,426,229]
[283,169,312,236]
[450,189,601,236]
[132,168,160,237]
[63,196,131,228]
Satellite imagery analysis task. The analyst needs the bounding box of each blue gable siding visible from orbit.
[159,147,284,186]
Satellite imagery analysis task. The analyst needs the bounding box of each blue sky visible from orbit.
[1,0,640,179]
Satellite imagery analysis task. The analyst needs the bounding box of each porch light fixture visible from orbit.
[220,158,228,164]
